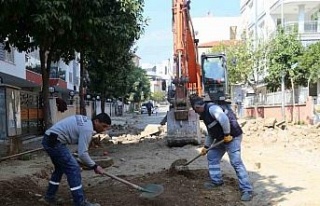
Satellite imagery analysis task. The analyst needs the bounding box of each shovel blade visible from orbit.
[139,184,164,198]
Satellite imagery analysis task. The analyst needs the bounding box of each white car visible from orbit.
[140,105,155,114]
[140,106,148,114]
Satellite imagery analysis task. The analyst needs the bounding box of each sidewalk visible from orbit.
[0,113,134,158]
[0,135,43,158]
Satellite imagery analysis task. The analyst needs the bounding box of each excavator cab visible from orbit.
[201,53,228,102]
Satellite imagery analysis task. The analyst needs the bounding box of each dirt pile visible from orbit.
[1,113,320,206]
[0,169,245,206]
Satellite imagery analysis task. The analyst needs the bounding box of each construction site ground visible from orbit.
[0,105,320,206]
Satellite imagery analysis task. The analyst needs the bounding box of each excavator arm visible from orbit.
[172,0,202,101]
[166,0,202,147]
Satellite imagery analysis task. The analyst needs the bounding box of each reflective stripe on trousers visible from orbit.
[42,135,85,206]
[206,135,253,192]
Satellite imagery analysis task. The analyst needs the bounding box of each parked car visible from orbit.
[140,105,148,114]
[140,104,155,114]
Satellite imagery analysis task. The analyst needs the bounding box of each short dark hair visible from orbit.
[93,113,111,125]
[190,95,205,109]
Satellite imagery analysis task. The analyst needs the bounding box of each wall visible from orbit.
[49,97,93,124]
[244,96,314,124]
[49,98,76,124]
[193,16,241,45]
[0,51,25,79]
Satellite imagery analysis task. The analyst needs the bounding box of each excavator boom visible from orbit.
[166,0,229,147]
[166,0,202,147]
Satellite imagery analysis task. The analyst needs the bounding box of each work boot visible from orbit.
[38,197,64,205]
[241,191,253,201]
[203,181,224,190]
[81,199,101,206]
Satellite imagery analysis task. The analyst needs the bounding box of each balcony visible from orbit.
[284,21,319,33]
[26,69,67,89]
[269,20,320,43]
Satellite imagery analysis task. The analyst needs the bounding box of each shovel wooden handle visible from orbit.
[103,172,152,193]
[0,148,43,162]
[183,139,225,166]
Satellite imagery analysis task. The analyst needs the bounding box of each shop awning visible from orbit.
[0,72,39,88]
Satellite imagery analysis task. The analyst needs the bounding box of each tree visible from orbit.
[151,91,166,102]
[0,0,146,127]
[265,30,305,91]
[299,41,320,85]
[67,0,146,114]
[210,41,254,86]
[0,0,79,128]
[87,58,151,112]
[266,29,305,122]
[127,66,151,104]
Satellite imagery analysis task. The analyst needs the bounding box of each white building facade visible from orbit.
[192,15,242,61]
[240,0,320,46]
[0,48,25,79]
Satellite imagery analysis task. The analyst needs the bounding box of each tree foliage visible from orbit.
[151,91,166,102]
[0,0,146,126]
[265,30,305,91]
[87,57,151,105]
[210,41,254,85]
[127,66,151,103]
[298,41,320,84]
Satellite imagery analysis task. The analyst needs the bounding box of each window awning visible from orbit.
[0,72,39,88]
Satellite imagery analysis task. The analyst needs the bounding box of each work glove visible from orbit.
[223,134,233,143]
[200,146,208,156]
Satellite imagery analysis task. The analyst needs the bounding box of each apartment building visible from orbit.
[240,0,320,45]
[192,15,242,61]
[240,0,320,122]
[0,45,80,139]
[25,50,80,96]
[240,0,320,87]
[143,60,171,94]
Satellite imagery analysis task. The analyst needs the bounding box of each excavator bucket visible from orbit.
[166,109,201,147]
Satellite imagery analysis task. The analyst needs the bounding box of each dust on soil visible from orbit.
[1,107,320,206]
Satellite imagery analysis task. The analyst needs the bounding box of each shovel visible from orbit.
[170,139,225,173]
[102,172,164,198]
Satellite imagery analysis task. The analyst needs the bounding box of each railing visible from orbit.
[243,87,309,107]
[284,21,319,33]
[269,20,320,38]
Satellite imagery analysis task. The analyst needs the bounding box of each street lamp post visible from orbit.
[49,86,55,97]
[85,94,91,106]
[69,90,75,105]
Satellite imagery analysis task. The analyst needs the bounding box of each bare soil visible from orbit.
[0,107,320,206]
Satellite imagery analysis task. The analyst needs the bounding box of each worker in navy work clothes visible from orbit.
[41,113,111,206]
[192,98,253,201]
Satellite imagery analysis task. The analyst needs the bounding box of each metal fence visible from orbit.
[243,87,308,107]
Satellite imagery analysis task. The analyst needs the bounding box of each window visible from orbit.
[230,26,237,40]
[69,72,73,83]
[5,49,14,63]
[0,43,14,63]
[203,58,225,81]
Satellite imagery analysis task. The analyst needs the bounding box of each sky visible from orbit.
[136,0,240,66]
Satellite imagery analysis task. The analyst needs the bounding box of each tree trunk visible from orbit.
[253,86,258,119]
[291,79,297,123]
[79,52,86,115]
[39,48,52,130]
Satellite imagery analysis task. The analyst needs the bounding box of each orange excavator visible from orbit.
[165,0,228,147]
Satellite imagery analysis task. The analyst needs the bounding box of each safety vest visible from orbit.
[200,103,243,140]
